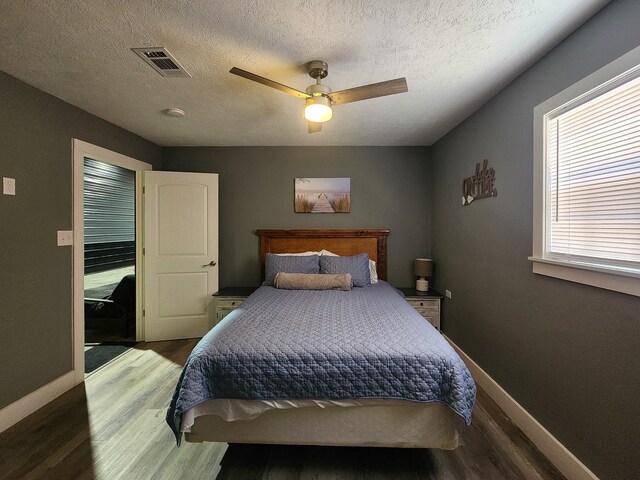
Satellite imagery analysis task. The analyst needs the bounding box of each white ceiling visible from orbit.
[0,0,609,146]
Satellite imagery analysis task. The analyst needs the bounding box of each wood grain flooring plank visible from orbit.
[473,388,566,480]
[472,399,543,479]
[460,404,525,480]
[0,339,566,480]
[26,436,96,480]
[153,439,226,480]
[423,447,468,480]
[262,444,308,480]
[0,385,92,480]
[216,443,269,480]
[295,447,362,480]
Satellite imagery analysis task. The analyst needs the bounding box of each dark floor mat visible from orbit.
[85,343,137,374]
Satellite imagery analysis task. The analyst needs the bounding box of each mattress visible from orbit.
[185,401,462,449]
[181,398,433,428]
[167,281,476,444]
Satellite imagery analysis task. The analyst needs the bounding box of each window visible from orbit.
[547,73,640,268]
[532,46,640,297]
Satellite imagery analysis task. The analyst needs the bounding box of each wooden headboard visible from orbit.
[256,229,390,281]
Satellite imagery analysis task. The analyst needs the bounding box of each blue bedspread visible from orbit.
[167,281,476,444]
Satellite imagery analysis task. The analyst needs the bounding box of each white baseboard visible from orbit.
[446,336,599,480]
[0,371,77,434]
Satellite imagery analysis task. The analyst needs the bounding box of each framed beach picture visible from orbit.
[294,178,351,213]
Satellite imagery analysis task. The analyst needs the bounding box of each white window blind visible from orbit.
[545,71,640,272]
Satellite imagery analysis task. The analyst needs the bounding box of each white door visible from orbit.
[143,171,218,341]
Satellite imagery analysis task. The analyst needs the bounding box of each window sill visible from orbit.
[528,257,640,297]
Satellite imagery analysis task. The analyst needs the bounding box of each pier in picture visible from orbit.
[294,178,351,213]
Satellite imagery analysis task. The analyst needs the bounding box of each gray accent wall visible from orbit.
[162,147,431,287]
[0,71,160,409]
[430,1,640,478]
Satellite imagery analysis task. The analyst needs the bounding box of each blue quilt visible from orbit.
[167,281,476,444]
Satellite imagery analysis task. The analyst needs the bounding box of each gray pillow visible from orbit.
[319,253,371,287]
[263,253,320,285]
[274,273,352,291]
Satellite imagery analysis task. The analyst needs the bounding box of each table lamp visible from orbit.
[414,258,433,292]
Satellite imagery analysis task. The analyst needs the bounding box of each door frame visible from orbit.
[72,139,152,384]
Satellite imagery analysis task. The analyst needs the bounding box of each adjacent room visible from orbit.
[0,1,638,479]
[83,157,137,373]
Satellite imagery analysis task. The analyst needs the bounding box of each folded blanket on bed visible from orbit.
[274,272,352,291]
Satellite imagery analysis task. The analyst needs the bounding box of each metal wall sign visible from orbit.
[462,159,498,206]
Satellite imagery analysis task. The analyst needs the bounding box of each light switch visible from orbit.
[3,177,15,195]
[57,230,73,246]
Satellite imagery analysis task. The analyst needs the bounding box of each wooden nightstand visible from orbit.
[212,287,259,324]
[396,287,443,331]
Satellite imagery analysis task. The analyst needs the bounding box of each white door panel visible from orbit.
[157,273,208,316]
[157,184,207,255]
[144,171,218,341]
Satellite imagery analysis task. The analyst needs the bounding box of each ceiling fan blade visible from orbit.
[308,121,322,133]
[330,77,408,105]
[230,67,310,99]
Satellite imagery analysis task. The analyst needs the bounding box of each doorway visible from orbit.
[72,140,152,383]
[83,157,136,348]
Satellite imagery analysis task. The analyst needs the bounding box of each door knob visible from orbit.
[202,260,217,267]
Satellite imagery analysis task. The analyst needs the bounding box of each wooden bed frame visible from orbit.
[256,229,390,281]
[184,228,463,449]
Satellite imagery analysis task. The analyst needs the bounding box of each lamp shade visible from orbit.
[304,97,333,123]
[414,258,433,277]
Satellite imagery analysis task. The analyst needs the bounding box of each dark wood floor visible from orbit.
[0,339,565,480]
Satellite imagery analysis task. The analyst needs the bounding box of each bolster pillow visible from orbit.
[273,272,352,291]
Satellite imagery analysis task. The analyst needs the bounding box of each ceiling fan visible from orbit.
[229,61,408,133]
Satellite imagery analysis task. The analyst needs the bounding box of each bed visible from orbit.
[166,229,476,449]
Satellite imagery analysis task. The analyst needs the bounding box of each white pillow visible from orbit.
[320,249,378,284]
[274,251,320,256]
[369,260,379,284]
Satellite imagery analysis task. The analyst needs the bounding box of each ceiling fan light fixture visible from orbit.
[229,61,408,133]
[304,96,332,123]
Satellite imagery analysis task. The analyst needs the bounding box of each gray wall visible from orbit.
[0,71,160,409]
[430,1,639,478]
[162,147,431,287]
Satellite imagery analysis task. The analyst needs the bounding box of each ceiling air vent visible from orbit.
[132,47,191,78]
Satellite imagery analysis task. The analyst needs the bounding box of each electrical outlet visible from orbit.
[445,290,452,299]
[3,177,15,195]
[57,230,73,246]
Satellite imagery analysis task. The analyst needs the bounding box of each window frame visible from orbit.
[531,45,640,297]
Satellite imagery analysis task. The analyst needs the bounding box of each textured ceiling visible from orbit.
[0,0,609,146]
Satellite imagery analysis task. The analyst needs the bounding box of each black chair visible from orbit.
[85,274,136,337]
